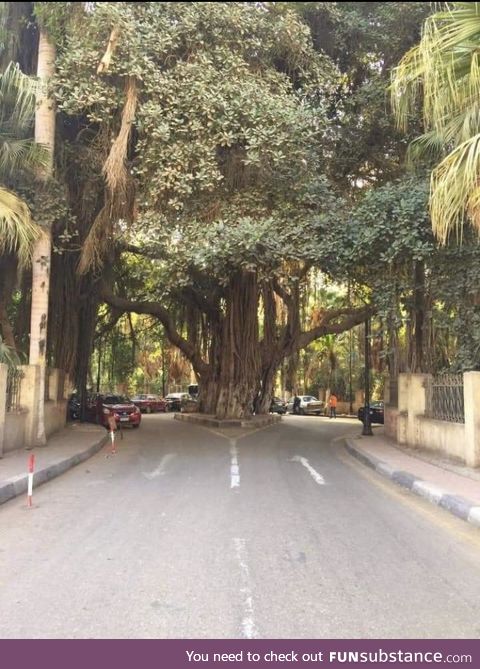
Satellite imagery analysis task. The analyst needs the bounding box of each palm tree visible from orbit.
[0,62,44,265]
[391,2,480,242]
[29,27,56,446]
[0,62,47,353]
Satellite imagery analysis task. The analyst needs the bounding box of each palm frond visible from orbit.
[0,136,49,175]
[407,130,446,165]
[0,184,41,266]
[391,2,480,241]
[0,62,39,131]
[430,133,480,243]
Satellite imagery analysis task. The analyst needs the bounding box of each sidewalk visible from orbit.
[345,429,480,528]
[0,423,108,506]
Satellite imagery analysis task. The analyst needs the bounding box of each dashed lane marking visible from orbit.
[233,537,258,639]
[230,439,240,489]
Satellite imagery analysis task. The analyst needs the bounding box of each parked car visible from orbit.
[270,397,287,414]
[131,394,167,413]
[358,401,384,425]
[286,395,325,415]
[88,394,141,428]
[181,394,198,413]
[165,392,191,412]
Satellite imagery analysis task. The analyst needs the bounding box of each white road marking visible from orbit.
[290,455,325,485]
[143,453,177,480]
[233,538,258,639]
[230,439,240,489]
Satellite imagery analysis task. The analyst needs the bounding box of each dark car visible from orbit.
[358,401,384,425]
[68,393,81,420]
[270,397,287,414]
[88,394,142,428]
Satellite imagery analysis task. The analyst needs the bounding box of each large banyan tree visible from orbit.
[52,1,368,418]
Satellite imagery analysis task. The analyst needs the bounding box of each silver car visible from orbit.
[286,395,325,415]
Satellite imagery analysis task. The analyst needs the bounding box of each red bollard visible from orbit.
[107,414,117,454]
[110,428,116,454]
[27,454,35,507]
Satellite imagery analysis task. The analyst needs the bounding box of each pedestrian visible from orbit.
[293,393,301,415]
[329,392,338,419]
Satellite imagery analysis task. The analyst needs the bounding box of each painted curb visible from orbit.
[0,432,109,506]
[345,438,480,530]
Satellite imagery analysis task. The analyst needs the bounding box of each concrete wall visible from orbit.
[416,416,466,462]
[45,400,68,438]
[386,372,480,468]
[4,411,28,453]
[0,364,68,456]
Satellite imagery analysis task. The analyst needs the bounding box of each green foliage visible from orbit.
[392,2,480,241]
[34,2,74,45]
[292,1,432,189]
[0,62,46,264]
[54,2,339,289]
[0,333,20,367]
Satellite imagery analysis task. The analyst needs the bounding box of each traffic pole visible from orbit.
[105,413,117,454]
[110,429,116,453]
[27,454,35,507]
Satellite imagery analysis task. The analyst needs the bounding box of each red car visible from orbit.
[131,394,167,414]
[89,394,141,428]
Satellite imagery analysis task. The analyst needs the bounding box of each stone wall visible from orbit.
[386,372,480,467]
[0,364,69,456]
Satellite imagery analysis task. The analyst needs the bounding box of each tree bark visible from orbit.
[29,29,56,446]
[412,260,425,372]
[215,272,261,419]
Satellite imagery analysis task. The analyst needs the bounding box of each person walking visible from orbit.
[293,393,301,415]
[329,393,338,419]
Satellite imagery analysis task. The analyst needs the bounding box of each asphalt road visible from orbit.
[1,414,480,639]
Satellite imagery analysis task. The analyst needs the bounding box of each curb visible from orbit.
[0,432,109,506]
[174,413,282,429]
[344,438,480,529]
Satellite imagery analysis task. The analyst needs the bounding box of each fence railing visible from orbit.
[6,367,24,412]
[425,374,464,424]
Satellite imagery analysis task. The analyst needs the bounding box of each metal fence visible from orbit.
[6,367,23,412]
[425,374,464,423]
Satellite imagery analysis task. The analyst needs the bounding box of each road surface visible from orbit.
[1,414,480,638]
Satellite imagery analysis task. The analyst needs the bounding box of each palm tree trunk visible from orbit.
[29,29,55,446]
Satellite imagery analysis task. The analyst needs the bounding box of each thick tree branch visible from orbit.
[298,306,371,349]
[179,286,221,322]
[101,284,210,376]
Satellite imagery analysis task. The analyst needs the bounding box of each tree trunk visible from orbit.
[412,260,426,372]
[255,283,279,414]
[213,272,261,419]
[29,29,56,446]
